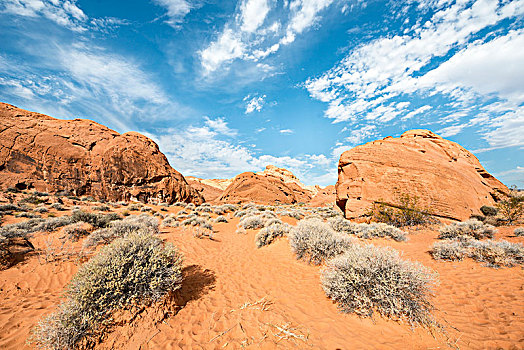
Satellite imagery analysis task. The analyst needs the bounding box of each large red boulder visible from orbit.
[0,103,203,204]
[336,130,508,221]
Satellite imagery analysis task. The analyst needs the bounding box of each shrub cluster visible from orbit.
[328,217,407,242]
[321,244,437,326]
[438,219,496,240]
[31,233,183,349]
[431,238,523,267]
[289,219,353,265]
[515,227,524,237]
[255,223,291,248]
[83,214,158,248]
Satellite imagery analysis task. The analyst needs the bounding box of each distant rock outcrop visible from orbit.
[0,103,203,204]
[186,176,232,202]
[217,165,335,206]
[336,129,508,221]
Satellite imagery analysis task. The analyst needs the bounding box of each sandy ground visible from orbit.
[0,205,523,349]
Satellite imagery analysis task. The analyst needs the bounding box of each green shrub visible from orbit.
[321,244,437,327]
[289,219,353,265]
[496,186,523,224]
[438,219,496,240]
[369,193,433,227]
[31,233,183,349]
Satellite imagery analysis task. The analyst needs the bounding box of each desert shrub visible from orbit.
[369,193,433,227]
[181,217,213,230]
[328,218,407,242]
[140,206,152,212]
[50,203,65,211]
[20,195,47,205]
[264,218,282,227]
[186,203,195,210]
[480,205,498,217]
[92,205,110,212]
[278,210,304,220]
[357,223,407,242]
[215,215,228,223]
[16,212,41,218]
[239,215,265,229]
[193,227,214,240]
[62,222,93,241]
[431,238,523,267]
[173,201,186,207]
[438,219,496,240]
[83,215,159,248]
[195,205,212,213]
[34,206,49,213]
[128,203,143,211]
[496,186,523,224]
[161,214,179,227]
[321,244,437,327]
[0,204,23,212]
[514,227,524,236]
[255,223,291,248]
[468,240,523,267]
[289,219,353,265]
[31,233,183,349]
[430,240,467,261]
[70,210,121,229]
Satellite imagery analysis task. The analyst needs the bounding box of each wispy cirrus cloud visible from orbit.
[152,0,193,27]
[199,0,337,74]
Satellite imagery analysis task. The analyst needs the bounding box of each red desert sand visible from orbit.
[1,203,523,349]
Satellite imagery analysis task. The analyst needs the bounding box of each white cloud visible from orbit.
[306,0,524,122]
[2,0,87,31]
[240,0,270,33]
[244,94,266,113]
[200,0,336,73]
[280,129,294,134]
[153,121,334,185]
[152,0,192,27]
[200,28,245,73]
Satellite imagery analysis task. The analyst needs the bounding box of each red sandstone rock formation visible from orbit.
[336,129,508,221]
[216,165,334,206]
[0,103,203,204]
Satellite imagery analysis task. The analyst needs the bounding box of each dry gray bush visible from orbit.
[321,244,437,327]
[62,222,92,241]
[438,219,496,240]
[289,219,353,265]
[161,214,180,227]
[31,233,183,349]
[83,214,159,248]
[431,238,523,267]
[514,227,524,237]
[238,215,266,229]
[255,223,291,248]
[430,240,467,261]
[328,217,407,242]
[215,215,228,223]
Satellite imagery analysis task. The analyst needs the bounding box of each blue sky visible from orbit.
[0,0,522,187]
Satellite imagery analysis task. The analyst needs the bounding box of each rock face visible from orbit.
[309,185,336,208]
[0,103,203,204]
[336,130,508,221]
[217,165,334,206]
[186,177,231,202]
